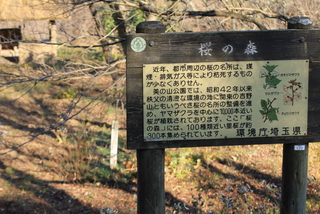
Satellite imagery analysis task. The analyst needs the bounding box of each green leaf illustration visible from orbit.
[262,64,281,89]
[263,84,267,90]
[260,98,279,122]
[260,99,268,110]
[265,76,282,87]
[268,108,278,114]
[265,77,271,85]
[269,77,282,86]
[267,112,278,121]
[259,110,266,115]
[263,64,278,73]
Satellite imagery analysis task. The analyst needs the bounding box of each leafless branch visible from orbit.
[62,0,287,30]
[0,38,125,48]
[0,63,126,155]
[100,0,288,30]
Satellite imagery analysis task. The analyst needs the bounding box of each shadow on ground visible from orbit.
[0,160,98,214]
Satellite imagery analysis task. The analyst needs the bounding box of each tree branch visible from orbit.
[105,0,288,30]
[68,0,288,30]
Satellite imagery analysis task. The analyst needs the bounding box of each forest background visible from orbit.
[0,0,320,213]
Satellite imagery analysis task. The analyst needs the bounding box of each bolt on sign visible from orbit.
[126,29,320,149]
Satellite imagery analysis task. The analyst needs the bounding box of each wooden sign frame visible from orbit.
[126,29,320,150]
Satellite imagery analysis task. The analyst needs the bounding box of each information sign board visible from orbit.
[143,60,308,141]
[126,29,320,149]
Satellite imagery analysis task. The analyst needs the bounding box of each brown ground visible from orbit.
[0,73,319,214]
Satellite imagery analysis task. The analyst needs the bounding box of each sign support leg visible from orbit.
[281,143,308,213]
[135,21,167,214]
[137,149,165,214]
[280,16,312,214]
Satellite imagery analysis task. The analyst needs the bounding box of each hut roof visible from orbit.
[0,0,70,21]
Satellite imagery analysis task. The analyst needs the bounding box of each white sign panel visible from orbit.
[143,60,309,141]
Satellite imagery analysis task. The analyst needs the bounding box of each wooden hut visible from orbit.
[0,0,70,63]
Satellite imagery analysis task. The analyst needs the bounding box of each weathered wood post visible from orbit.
[280,16,312,214]
[136,21,166,214]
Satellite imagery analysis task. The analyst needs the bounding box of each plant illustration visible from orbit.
[260,64,282,89]
[283,79,302,106]
[259,98,279,123]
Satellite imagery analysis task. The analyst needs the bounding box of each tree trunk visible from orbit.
[88,2,126,81]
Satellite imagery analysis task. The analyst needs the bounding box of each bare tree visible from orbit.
[0,0,319,154]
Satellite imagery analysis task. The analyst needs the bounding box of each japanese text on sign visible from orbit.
[143,60,309,141]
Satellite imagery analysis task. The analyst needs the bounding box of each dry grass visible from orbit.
[0,1,319,213]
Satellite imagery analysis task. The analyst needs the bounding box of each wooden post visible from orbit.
[136,21,166,214]
[280,16,312,214]
[137,149,165,214]
[49,20,57,43]
[110,120,119,169]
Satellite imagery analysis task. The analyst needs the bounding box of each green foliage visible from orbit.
[99,4,145,34]
[56,129,134,184]
[99,5,116,34]
[56,87,78,99]
[166,149,205,179]
[58,46,105,63]
[126,10,145,33]
[57,47,83,59]
[32,81,52,94]
[85,49,105,63]
[5,167,15,175]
